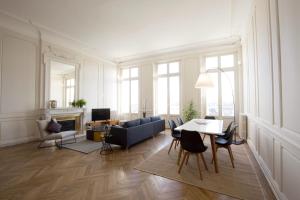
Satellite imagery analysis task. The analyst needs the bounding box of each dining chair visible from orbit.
[213,124,238,168]
[178,130,208,180]
[167,119,181,154]
[202,116,216,140]
[177,117,184,126]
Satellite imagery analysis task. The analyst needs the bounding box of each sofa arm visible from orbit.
[105,126,128,148]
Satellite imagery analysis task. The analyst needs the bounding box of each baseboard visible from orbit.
[247,139,287,200]
[0,136,39,147]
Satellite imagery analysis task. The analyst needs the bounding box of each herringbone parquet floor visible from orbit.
[0,132,275,200]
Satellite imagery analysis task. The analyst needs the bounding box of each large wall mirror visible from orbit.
[50,61,76,108]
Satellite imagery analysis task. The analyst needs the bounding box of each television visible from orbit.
[92,108,110,121]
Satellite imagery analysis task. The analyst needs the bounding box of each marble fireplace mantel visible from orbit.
[41,108,87,134]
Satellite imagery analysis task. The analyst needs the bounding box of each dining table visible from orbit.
[175,118,224,173]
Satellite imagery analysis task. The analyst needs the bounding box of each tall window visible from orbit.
[155,62,180,115]
[205,54,236,117]
[65,78,75,107]
[121,67,139,114]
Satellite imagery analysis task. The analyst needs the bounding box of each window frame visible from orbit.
[120,66,140,114]
[203,53,238,118]
[154,61,181,116]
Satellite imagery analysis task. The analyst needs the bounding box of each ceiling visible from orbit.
[0,0,252,60]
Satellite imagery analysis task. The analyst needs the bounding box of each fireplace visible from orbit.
[41,108,86,134]
[57,119,76,131]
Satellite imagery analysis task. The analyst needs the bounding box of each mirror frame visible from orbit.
[43,52,81,109]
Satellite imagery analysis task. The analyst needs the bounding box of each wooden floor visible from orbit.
[0,132,275,200]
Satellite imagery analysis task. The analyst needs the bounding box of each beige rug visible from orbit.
[135,142,265,200]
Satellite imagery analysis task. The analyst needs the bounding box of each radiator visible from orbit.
[239,114,247,139]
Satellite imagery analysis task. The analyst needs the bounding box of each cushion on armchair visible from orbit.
[47,119,62,133]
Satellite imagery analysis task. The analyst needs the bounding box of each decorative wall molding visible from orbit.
[243,0,300,199]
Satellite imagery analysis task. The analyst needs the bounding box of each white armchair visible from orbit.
[36,119,77,148]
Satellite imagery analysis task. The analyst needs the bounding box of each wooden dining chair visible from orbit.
[178,130,208,180]
[167,119,181,154]
[213,124,238,168]
[202,116,216,140]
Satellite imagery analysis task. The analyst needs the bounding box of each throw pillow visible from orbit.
[125,119,141,127]
[141,117,151,124]
[150,116,161,122]
[47,119,62,133]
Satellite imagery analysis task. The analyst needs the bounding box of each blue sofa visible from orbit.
[106,116,165,149]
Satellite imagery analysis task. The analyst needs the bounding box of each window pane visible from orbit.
[131,80,139,113]
[169,76,180,114]
[169,62,179,74]
[157,63,167,75]
[222,72,235,116]
[66,79,71,86]
[157,77,168,114]
[206,56,218,70]
[221,55,234,68]
[206,73,218,116]
[122,69,129,79]
[70,78,75,86]
[121,80,129,113]
[131,67,138,78]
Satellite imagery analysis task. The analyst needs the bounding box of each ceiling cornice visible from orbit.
[116,36,241,64]
[0,9,116,65]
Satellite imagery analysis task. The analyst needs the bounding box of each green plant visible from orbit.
[183,101,198,122]
[75,99,87,108]
[71,100,76,107]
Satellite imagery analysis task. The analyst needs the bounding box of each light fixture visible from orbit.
[194,72,214,88]
[194,70,245,145]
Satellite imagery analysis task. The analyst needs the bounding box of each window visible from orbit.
[205,54,236,117]
[65,78,75,107]
[155,62,180,115]
[121,67,139,114]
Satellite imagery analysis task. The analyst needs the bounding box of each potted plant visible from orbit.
[183,101,198,122]
[75,99,87,108]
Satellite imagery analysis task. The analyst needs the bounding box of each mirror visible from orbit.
[50,60,76,108]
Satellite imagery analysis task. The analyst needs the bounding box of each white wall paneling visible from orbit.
[243,0,300,199]
[0,21,117,147]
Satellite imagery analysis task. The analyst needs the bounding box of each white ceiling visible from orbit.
[0,0,252,60]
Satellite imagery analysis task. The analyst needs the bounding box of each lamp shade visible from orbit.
[195,73,215,88]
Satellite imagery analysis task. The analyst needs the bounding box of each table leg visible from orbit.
[210,135,219,173]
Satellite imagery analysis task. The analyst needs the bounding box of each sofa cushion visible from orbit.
[46,119,62,133]
[140,117,151,124]
[124,119,141,128]
[150,116,161,122]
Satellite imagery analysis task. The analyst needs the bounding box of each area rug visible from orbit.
[62,137,102,154]
[135,143,265,200]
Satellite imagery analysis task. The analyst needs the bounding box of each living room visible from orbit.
[0,0,299,200]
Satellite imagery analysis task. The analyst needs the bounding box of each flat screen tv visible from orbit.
[92,108,110,121]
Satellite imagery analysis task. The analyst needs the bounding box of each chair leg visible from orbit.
[185,153,190,165]
[174,140,178,149]
[168,139,175,154]
[178,151,188,173]
[200,153,208,170]
[177,147,183,165]
[227,146,235,168]
[211,145,219,164]
[74,135,77,143]
[196,154,203,180]
[202,134,206,141]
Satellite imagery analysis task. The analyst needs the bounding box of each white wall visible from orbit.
[0,20,117,147]
[242,0,300,199]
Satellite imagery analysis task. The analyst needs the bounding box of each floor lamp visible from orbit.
[195,71,245,145]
